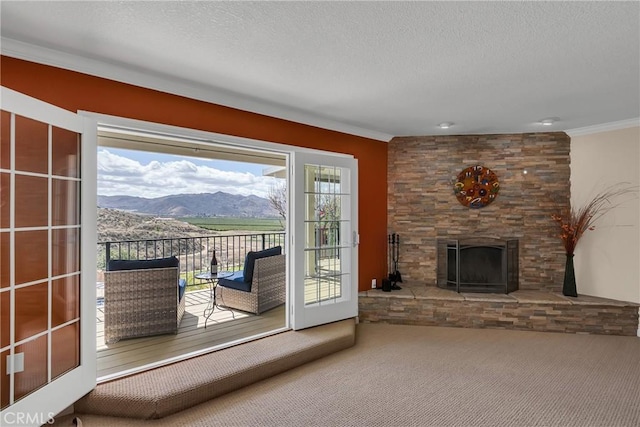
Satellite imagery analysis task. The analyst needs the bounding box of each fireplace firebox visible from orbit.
[437,238,519,294]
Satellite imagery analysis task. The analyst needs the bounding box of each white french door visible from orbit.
[291,151,358,330]
[1,87,96,426]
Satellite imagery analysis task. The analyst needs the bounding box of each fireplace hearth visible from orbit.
[437,238,519,293]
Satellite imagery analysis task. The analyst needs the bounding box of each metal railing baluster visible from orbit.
[98,232,285,290]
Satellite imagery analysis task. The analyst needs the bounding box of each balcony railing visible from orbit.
[97,232,286,289]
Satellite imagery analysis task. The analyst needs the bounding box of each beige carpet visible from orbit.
[75,319,355,419]
[57,323,640,427]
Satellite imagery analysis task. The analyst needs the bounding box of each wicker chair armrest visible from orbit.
[252,254,285,295]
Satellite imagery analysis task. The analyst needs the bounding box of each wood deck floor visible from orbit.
[96,289,286,379]
[95,265,345,380]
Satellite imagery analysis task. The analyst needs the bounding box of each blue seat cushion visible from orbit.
[243,246,282,283]
[178,278,187,301]
[218,271,251,292]
[107,256,179,271]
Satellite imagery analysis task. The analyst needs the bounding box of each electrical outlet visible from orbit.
[371,279,377,289]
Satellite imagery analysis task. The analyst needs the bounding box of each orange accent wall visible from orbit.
[1,56,388,291]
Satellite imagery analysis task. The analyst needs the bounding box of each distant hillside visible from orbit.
[97,208,211,243]
[97,191,278,218]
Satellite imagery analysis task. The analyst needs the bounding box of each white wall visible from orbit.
[570,125,640,303]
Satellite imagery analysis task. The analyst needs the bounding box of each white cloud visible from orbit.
[97,149,280,198]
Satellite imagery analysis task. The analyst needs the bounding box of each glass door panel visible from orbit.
[292,153,357,330]
[0,87,95,424]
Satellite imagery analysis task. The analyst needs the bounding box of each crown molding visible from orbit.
[1,37,393,142]
[566,118,640,137]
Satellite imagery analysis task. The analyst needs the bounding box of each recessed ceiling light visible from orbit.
[539,118,555,126]
[439,122,453,129]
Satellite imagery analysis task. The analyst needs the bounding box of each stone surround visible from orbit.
[359,283,639,336]
[388,132,571,291]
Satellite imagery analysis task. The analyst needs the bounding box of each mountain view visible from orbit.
[96,204,283,271]
[97,208,211,242]
[97,191,278,218]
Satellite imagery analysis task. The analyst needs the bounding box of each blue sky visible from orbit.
[98,148,282,199]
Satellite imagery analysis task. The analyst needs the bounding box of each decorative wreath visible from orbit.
[453,165,500,208]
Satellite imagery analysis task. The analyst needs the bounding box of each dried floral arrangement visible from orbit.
[552,184,638,255]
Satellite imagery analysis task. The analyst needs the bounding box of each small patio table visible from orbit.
[196,271,235,328]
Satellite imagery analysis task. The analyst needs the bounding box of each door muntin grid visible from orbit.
[0,110,81,410]
[303,164,351,306]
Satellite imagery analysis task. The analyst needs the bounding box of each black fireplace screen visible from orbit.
[437,238,519,293]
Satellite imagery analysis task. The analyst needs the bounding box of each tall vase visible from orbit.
[562,253,578,297]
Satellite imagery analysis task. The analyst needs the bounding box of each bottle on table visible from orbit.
[210,251,218,275]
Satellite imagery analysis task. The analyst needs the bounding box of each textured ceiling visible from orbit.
[1,1,639,141]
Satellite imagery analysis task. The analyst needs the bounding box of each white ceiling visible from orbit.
[1,1,639,141]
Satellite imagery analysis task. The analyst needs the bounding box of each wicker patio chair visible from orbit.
[216,254,285,315]
[104,258,186,344]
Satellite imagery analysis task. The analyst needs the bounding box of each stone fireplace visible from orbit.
[388,132,571,292]
[371,132,640,336]
[436,238,519,293]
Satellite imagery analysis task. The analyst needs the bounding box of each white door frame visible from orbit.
[57,111,357,378]
[290,151,359,330]
[83,113,360,329]
[82,112,298,336]
[0,87,97,426]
